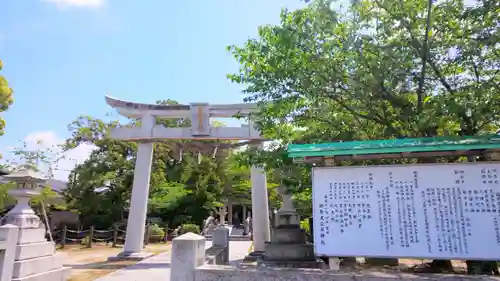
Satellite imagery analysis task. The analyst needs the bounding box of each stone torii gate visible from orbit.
[104,96,271,259]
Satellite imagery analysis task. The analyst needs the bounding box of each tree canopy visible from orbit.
[0,60,14,142]
[228,0,499,143]
[225,0,499,272]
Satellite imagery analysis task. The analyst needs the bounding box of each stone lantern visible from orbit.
[257,181,325,269]
[0,168,70,280]
[1,168,45,229]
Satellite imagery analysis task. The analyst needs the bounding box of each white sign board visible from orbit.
[312,162,500,260]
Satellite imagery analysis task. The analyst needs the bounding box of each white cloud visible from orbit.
[8,131,96,181]
[41,0,104,9]
[24,131,60,148]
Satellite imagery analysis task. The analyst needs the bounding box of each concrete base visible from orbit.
[107,251,154,261]
[270,227,306,244]
[17,228,47,244]
[196,265,498,281]
[262,243,316,260]
[13,255,63,278]
[205,235,250,241]
[15,242,55,260]
[245,251,265,262]
[12,266,70,281]
[257,259,326,269]
[10,227,70,281]
[259,219,324,269]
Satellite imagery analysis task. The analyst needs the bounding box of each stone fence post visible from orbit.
[0,224,19,281]
[212,226,229,265]
[170,232,206,281]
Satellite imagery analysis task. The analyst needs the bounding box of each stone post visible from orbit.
[119,114,155,259]
[0,224,19,281]
[250,165,271,252]
[170,233,206,281]
[218,206,227,225]
[227,203,233,225]
[212,226,229,265]
[242,206,247,221]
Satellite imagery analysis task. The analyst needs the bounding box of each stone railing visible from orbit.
[170,226,230,281]
[0,224,19,281]
[169,229,500,281]
[194,266,500,281]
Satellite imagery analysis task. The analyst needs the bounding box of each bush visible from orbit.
[179,223,201,235]
[81,235,90,246]
[300,218,311,234]
[148,224,165,242]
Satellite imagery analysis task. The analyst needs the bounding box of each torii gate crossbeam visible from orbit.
[104,96,271,260]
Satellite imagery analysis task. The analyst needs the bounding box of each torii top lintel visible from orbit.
[105,95,259,119]
[104,96,265,141]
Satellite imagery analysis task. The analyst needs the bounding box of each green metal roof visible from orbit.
[287,135,500,159]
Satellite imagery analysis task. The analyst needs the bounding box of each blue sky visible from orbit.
[0,0,306,179]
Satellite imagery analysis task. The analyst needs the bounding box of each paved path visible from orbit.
[96,240,251,281]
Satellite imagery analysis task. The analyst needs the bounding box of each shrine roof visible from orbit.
[287,135,500,163]
[3,168,46,181]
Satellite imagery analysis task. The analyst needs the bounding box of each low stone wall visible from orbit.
[195,265,500,281]
[171,228,500,281]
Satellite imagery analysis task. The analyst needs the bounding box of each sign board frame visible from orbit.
[312,162,500,260]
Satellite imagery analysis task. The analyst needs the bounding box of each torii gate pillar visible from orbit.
[123,115,155,257]
[105,96,271,260]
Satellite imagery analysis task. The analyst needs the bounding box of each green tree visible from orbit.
[0,60,14,141]
[228,0,499,141]
[63,116,136,228]
[63,102,237,228]
[9,140,62,177]
[0,182,16,213]
[227,0,499,272]
[223,151,280,210]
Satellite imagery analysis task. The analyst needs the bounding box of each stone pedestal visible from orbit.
[170,233,206,281]
[2,188,70,281]
[257,186,324,269]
